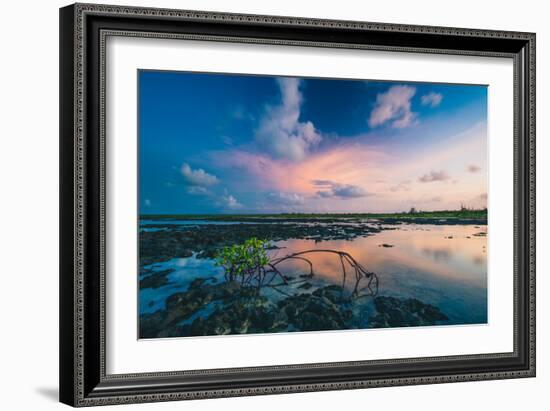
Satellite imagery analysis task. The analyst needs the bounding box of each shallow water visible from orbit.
[139,222,487,326]
[271,224,487,324]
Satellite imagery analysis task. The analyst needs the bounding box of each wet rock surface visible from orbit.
[140,222,385,265]
[140,216,486,266]
[139,280,449,338]
[139,268,175,290]
[186,295,281,336]
[279,285,353,331]
[368,296,449,328]
[138,217,483,337]
[140,279,246,338]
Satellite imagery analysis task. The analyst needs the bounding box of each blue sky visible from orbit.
[139,70,487,214]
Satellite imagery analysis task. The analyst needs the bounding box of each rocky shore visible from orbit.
[138,217,484,338]
[140,221,387,265]
[140,280,449,338]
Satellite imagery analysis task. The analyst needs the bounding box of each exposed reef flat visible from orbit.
[140,280,449,338]
[140,221,387,265]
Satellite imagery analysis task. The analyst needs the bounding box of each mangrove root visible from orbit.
[268,249,379,299]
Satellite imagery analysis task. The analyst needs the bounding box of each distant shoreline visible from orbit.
[140,209,488,224]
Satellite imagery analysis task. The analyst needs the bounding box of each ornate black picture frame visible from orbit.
[59,3,535,407]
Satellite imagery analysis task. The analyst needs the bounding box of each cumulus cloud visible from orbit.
[181,163,219,187]
[312,179,368,199]
[369,85,417,128]
[255,78,322,161]
[267,191,305,205]
[421,92,443,107]
[467,164,481,173]
[220,192,242,209]
[418,170,450,183]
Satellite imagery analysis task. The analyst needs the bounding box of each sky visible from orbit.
[139,70,487,215]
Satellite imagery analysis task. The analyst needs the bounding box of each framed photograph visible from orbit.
[59,3,535,407]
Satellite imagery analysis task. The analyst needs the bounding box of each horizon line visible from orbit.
[139,208,488,217]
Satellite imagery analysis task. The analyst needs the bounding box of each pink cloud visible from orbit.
[418,170,450,183]
[208,122,487,213]
[212,143,388,196]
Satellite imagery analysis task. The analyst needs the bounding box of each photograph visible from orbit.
[138,71,489,339]
[54,1,536,407]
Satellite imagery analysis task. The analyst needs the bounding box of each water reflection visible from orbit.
[422,247,452,262]
[139,223,487,326]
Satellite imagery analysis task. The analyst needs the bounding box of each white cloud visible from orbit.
[221,193,242,209]
[369,85,417,128]
[181,163,219,187]
[418,170,450,183]
[467,164,481,173]
[256,78,321,161]
[421,92,443,107]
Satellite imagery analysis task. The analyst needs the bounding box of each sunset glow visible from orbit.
[139,71,487,214]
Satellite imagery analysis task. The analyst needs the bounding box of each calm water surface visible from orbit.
[139,222,487,326]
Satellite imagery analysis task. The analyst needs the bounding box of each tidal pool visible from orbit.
[139,221,487,337]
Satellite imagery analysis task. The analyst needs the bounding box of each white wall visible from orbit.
[0,0,546,409]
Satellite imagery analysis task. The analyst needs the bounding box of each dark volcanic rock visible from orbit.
[139,222,383,265]
[139,280,453,338]
[368,296,448,328]
[140,281,248,338]
[186,295,283,336]
[312,284,345,303]
[139,268,175,290]
[139,310,167,339]
[279,286,352,331]
[139,283,361,338]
